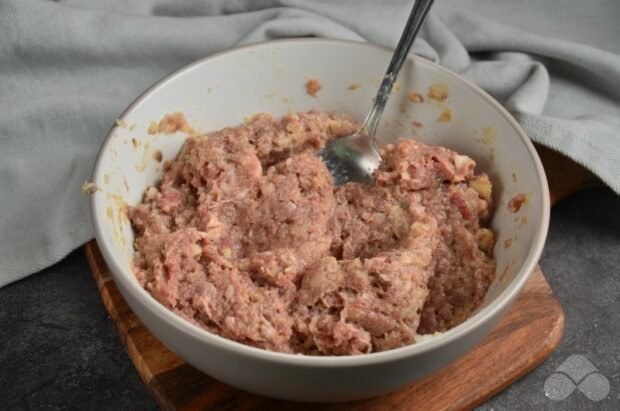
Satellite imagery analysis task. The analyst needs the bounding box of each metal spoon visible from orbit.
[319,0,435,185]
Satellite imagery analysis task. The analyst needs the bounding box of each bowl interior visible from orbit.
[92,39,548,354]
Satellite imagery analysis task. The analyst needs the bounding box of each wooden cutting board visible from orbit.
[84,144,598,411]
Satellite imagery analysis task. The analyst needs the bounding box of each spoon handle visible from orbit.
[362,0,435,142]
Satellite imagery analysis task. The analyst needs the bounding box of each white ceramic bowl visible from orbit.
[90,39,549,402]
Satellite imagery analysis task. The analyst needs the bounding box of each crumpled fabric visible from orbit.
[1,0,618,287]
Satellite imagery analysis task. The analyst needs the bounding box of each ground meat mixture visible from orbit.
[129,110,496,355]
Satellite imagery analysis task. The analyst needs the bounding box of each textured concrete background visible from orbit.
[1,188,618,410]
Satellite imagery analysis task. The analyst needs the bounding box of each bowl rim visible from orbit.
[91,38,550,367]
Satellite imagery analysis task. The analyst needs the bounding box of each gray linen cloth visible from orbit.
[1,0,619,288]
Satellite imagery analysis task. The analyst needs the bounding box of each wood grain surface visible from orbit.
[85,242,564,411]
[534,143,602,205]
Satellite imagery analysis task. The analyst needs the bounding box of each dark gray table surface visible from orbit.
[1,188,618,410]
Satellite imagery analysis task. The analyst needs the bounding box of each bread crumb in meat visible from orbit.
[437,107,452,123]
[409,92,424,103]
[148,112,196,135]
[129,110,496,355]
[81,181,100,194]
[427,83,450,102]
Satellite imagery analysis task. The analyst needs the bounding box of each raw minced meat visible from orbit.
[129,110,496,355]
[305,78,322,96]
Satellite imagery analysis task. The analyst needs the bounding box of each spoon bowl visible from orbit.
[319,0,435,184]
[318,129,382,185]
